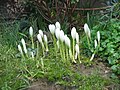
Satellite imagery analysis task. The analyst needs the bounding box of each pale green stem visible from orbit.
[65,46,69,63]
[62,42,66,63]
[36,41,39,59]
[41,42,45,56]
[72,39,76,63]
[41,58,44,71]
[52,34,57,58]
[31,36,34,49]
[87,36,90,50]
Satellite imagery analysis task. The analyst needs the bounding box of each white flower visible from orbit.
[97,31,100,42]
[65,35,71,48]
[76,32,79,44]
[37,34,43,44]
[55,21,61,29]
[43,35,48,44]
[84,23,91,38]
[75,44,79,54]
[39,30,43,37]
[29,27,33,37]
[90,53,95,61]
[18,44,23,55]
[21,38,27,54]
[71,27,76,39]
[49,24,55,34]
[94,39,97,48]
[55,28,60,39]
[59,30,65,42]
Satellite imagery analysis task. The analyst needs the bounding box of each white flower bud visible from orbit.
[71,27,76,39]
[18,44,23,55]
[94,39,97,48]
[84,23,91,38]
[49,24,55,34]
[59,30,65,42]
[55,28,60,39]
[55,21,61,29]
[29,27,33,37]
[37,34,43,44]
[97,31,100,43]
[43,35,48,44]
[39,30,43,37]
[75,44,79,54]
[76,32,79,44]
[65,35,71,48]
[21,38,27,54]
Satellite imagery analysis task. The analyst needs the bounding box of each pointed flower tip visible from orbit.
[84,23,91,38]
[97,31,100,42]
[29,26,33,37]
[59,30,65,42]
[71,27,77,39]
[18,44,23,54]
[43,34,48,43]
[75,44,79,54]
[49,24,55,34]
[39,30,43,37]
[37,34,42,43]
[94,39,97,48]
[55,21,61,29]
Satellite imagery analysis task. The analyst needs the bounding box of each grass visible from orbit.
[0,21,119,90]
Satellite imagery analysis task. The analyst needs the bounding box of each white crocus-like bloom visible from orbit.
[18,44,23,55]
[90,53,95,61]
[55,21,61,29]
[21,38,27,54]
[75,44,79,54]
[55,28,60,39]
[65,35,71,48]
[76,32,79,44]
[71,27,76,39]
[49,24,55,34]
[94,39,97,48]
[29,27,33,37]
[84,23,91,38]
[75,44,79,59]
[43,35,48,44]
[39,30,43,37]
[37,34,43,44]
[97,31,100,43]
[59,30,65,42]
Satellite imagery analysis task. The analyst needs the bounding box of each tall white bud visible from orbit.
[59,30,65,42]
[94,39,97,48]
[55,21,61,29]
[84,23,91,38]
[21,38,27,54]
[29,27,33,37]
[76,32,79,44]
[71,27,76,39]
[55,28,60,39]
[49,24,55,34]
[39,30,43,37]
[65,35,71,48]
[37,34,43,44]
[18,44,23,55]
[75,44,79,54]
[97,31,100,43]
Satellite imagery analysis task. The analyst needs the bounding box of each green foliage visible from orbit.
[92,19,120,75]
